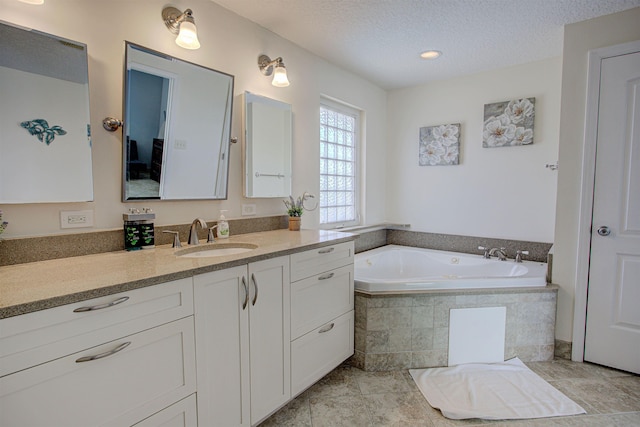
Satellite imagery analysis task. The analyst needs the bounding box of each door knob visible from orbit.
[597,226,611,236]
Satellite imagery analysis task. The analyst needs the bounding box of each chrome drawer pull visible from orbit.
[251,273,258,306]
[73,296,129,313]
[318,247,335,254]
[241,276,249,310]
[318,272,334,280]
[75,342,131,363]
[318,323,335,333]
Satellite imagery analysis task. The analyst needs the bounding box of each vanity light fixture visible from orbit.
[258,55,290,87]
[162,6,201,50]
[18,0,44,4]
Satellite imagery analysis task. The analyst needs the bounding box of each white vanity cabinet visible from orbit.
[0,233,356,427]
[290,242,355,396]
[194,256,291,427]
[0,278,197,427]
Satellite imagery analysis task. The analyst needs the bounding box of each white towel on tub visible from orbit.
[409,357,585,420]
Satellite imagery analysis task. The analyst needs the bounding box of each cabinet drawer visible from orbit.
[290,241,354,282]
[133,394,197,427]
[291,311,354,396]
[0,317,196,427]
[0,278,193,377]
[291,264,353,339]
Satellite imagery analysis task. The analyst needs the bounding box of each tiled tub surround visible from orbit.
[353,228,553,263]
[0,214,289,267]
[352,227,572,361]
[348,227,559,369]
[353,287,557,371]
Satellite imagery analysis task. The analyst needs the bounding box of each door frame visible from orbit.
[572,39,640,361]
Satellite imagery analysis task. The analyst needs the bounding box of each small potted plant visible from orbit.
[283,195,303,231]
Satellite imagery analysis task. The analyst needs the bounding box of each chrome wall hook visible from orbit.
[302,191,318,211]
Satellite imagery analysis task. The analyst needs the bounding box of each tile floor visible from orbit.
[259,359,640,426]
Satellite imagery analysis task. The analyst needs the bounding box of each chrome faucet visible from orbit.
[188,218,208,245]
[478,246,491,259]
[489,247,507,261]
[515,250,529,263]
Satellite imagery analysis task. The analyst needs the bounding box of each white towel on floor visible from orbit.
[410,357,586,420]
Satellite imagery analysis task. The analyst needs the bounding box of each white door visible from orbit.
[584,50,640,374]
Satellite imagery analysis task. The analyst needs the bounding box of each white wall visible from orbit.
[0,0,387,236]
[386,58,561,242]
[553,7,640,343]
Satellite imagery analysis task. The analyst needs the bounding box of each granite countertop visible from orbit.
[0,229,356,319]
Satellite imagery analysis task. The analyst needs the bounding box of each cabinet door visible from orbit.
[1,278,193,377]
[290,241,354,282]
[291,264,354,339]
[0,318,196,427]
[194,266,250,427]
[133,394,197,427]
[291,311,354,396]
[248,256,291,424]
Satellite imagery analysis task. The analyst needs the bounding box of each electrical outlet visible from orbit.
[174,139,187,150]
[241,204,257,216]
[60,210,94,229]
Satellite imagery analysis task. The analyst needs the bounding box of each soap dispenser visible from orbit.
[217,210,229,239]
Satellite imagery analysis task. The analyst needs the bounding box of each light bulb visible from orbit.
[272,64,290,87]
[176,21,200,50]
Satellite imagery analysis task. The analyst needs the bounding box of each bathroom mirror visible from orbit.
[243,92,292,198]
[0,21,93,203]
[123,43,234,200]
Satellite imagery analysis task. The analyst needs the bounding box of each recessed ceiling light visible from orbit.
[420,50,442,60]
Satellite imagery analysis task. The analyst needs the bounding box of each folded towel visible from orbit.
[410,358,586,420]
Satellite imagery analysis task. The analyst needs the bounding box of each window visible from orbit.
[319,100,360,227]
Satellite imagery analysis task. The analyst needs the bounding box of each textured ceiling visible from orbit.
[211,0,640,89]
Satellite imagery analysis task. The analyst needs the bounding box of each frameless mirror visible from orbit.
[123,43,234,200]
[243,92,292,198]
[0,21,93,203]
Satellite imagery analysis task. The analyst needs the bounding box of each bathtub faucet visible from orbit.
[478,246,491,259]
[489,247,507,261]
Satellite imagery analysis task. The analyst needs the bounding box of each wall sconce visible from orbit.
[162,7,200,50]
[258,55,290,87]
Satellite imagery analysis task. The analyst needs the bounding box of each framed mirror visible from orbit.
[0,21,93,203]
[123,43,234,200]
[243,92,292,198]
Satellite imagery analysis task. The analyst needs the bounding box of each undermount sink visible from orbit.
[175,243,258,258]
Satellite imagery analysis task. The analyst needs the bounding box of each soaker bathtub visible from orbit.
[354,245,547,292]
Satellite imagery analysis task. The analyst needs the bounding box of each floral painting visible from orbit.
[419,123,460,166]
[483,98,535,148]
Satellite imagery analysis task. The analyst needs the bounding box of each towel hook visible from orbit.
[302,191,318,211]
